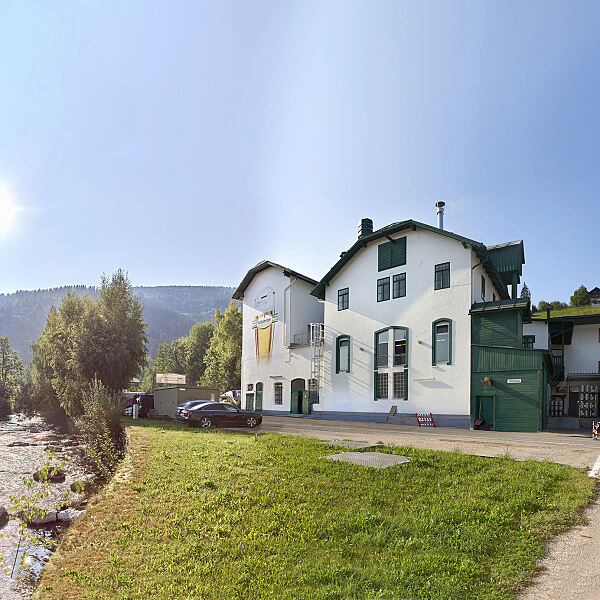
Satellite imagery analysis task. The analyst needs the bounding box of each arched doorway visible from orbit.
[290,378,306,414]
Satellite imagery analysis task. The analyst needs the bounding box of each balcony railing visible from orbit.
[553,354,565,371]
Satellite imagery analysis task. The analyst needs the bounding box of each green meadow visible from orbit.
[35,420,596,600]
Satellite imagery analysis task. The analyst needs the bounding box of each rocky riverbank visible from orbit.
[0,415,95,600]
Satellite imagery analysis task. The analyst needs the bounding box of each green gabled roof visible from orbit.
[232,260,317,301]
[310,220,510,300]
[486,240,525,286]
[469,298,531,320]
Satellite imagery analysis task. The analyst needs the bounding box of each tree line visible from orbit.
[0,270,243,476]
[523,282,595,313]
[141,300,242,394]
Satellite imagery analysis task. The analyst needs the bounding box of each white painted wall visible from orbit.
[522,321,549,349]
[317,228,474,417]
[565,324,600,375]
[471,262,502,304]
[240,267,323,412]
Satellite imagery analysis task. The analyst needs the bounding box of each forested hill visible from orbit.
[0,285,235,362]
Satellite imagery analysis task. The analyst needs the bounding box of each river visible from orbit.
[0,415,90,600]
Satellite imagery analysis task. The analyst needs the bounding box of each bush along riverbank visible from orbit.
[0,383,126,600]
[34,420,596,600]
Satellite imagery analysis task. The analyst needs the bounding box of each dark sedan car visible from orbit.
[179,402,262,428]
[176,400,207,419]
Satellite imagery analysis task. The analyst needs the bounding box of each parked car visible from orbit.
[179,402,262,428]
[137,393,154,418]
[176,400,208,419]
[123,405,133,417]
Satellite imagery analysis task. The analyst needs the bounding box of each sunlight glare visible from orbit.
[0,188,20,236]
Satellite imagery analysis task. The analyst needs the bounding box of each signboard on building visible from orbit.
[155,373,187,385]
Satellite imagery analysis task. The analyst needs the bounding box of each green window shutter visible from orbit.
[391,237,406,267]
[378,237,407,271]
[378,242,392,271]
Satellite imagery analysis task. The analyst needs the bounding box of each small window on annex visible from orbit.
[393,273,406,298]
[434,262,450,290]
[377,277,390,302]
[481,275,486,301]
[338,287,349,311]
[274,382,283,405]
[523,335,535,349]
[432,320,452,365]
[336,336,351,373]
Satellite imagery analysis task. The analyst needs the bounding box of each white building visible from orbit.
[235,207,560,431]
[232,261,323,413]
[523,312,600,428]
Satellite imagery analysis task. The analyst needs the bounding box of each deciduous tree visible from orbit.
[570,285,591,307]
[0,336,23,418]
[202,301,242,393]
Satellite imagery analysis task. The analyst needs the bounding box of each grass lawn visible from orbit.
[35,420,596,600]
[532,305,600,319]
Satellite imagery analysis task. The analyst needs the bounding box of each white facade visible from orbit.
[314,228,503,424]
[239,265,323,413]
[523,321,600,374]
[522,321,549,350]
[565,324,600,375]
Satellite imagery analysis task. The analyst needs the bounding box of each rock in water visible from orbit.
[57,508,85,523]
[18,509,57,526]
[0,506,8,527]
[44,445,64,453]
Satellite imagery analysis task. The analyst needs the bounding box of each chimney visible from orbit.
[358,218,373,239]
[436,201,445,230]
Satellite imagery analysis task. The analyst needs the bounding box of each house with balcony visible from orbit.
[234,208,556,431]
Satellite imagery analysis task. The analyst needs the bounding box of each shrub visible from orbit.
[75,380,124,480]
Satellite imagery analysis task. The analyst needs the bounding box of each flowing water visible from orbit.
[0,416,89,600]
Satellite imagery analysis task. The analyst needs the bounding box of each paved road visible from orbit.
[256,416,600,470]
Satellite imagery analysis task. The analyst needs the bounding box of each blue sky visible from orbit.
[0,1,599,304]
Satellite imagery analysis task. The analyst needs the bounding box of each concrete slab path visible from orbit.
[257,415,600,469]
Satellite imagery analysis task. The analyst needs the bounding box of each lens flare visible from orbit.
[0,188,19,236]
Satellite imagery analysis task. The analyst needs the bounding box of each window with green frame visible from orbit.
[434,262,450,290]
[374,326,409,401]
[393,273,406,298]
[432,318,452,365]
[336,335,350,373]
[377,277,390,302]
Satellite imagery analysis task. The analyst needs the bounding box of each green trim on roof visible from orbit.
[310,220,511,300]
[470,298,531,320]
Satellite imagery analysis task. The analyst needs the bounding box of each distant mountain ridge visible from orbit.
[0,285,235,362]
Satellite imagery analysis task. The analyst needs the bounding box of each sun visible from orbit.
[0,188,20,236]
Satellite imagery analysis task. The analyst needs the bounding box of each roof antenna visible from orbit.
[435,202,445,230]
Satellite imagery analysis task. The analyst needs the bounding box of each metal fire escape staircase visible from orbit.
[309,323,324,403]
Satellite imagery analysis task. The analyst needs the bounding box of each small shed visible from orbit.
[153,385,220,418]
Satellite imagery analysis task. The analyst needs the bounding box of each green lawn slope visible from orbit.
[532,305,600,319]
[35,421,596,600]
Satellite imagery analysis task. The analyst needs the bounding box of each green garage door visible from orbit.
[488,371,542,432]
